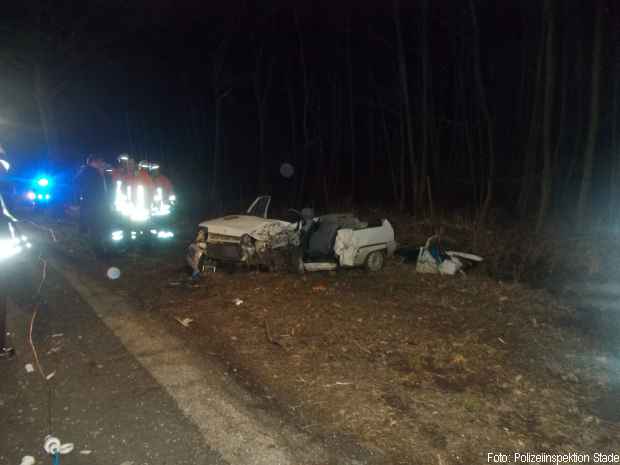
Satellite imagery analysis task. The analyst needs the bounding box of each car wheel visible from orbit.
[365,250,385,272]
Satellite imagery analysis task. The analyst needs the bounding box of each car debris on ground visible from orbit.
[174,316,194,327]
[414,234,483,275]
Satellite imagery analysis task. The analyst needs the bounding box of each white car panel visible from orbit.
[199,215,287,239]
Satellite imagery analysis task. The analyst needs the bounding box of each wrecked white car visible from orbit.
[189,196,296,272]
[293,210,397,272]
[188,196,397,274]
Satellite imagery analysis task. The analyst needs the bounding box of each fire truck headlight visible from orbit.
[111,230,124,241]
[26,191,35,201]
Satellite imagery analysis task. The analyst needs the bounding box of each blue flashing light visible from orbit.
[45,194,50,200]
[37,194,43,200]
[37,177,50,187]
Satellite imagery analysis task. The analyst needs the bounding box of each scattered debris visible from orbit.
[233,298,244,306]
[43,435,74,456]
[51,333,64,338]
[324,382,354,387]
[45,371,56,381]
[175,316,194,328]
[79,450,92,455]
[24,363,34,373]
[20,456,35,465]
[415,235,483,275]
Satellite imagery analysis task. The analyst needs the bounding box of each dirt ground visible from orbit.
[34,215,620,464]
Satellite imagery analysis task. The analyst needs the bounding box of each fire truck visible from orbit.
[101,156,177,252]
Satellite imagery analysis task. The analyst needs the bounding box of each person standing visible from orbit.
[150,164,175,202]
[75,155,108,246]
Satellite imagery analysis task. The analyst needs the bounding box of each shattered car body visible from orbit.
[188,196,397,273]
[193,196,297,270]
[300,213,397,272]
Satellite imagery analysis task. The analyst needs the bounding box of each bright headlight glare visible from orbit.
[114,183,151,222]
[111,230,124,241]
[157,231,174,239]
[152,207,170,216]
[0,236,30,260]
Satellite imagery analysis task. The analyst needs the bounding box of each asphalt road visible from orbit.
[0,258,225,465]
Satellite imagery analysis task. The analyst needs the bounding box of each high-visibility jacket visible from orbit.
[153,174,174,200]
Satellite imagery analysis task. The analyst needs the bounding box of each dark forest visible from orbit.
[0,0,616,227]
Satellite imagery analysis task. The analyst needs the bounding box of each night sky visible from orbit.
[0,0,615,219]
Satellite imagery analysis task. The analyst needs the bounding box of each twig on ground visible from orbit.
[264,319,288,351]
[352,338,372,354]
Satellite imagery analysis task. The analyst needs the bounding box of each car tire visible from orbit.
[365,250,385,272]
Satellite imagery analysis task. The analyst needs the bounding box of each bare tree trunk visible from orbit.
[469,0,496,224]
[576,4,603,224]
[399,115,407,211]
[368,72,377,200]
[210,37,231,211]
[330,74,344,203]
[610,6,620,228]
[562,36,585,200]
[465,119,479,206]
[536,0,555,232]
[418,0,429,212]
[314,94,329,206]
[287,74,298,172]
[517,12,545,217]
[381,106,400,204]
[295,10,311,206]
[286,74,299,205]
[611,76,619,226]
[346,15,356,202]
[552,6,569,211]
[34,65,53,161]
[253,44,275,192]
[394,0,417,212]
